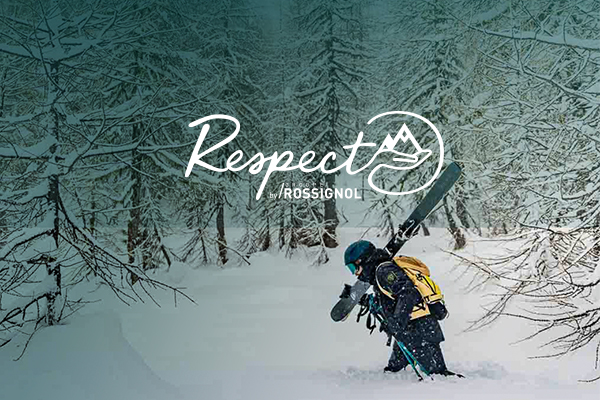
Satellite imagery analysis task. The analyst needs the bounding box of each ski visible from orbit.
[384,161,462,256]
[330,162,462,322]
[330,280,371,322]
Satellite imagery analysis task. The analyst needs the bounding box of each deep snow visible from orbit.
[1,229,599,399]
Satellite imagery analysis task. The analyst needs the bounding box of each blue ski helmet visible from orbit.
[344,240,375,274]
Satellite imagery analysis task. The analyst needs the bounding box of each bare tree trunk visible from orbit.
[45,258,61,325]
[260,215,271,251]
[452,148,471,231]
[200,232,208,264]
[47,174,61,325]
[323,173,338,248]
[444,196,466,250]
[216,198,228,265]
[322,13,339,250]
[289,203,298,250]
[361,174,365,201]
[456,195,470,229]
[47,60,62,324]
[0,68,5,234]
[0,67,6,117]
[128,123,145,282]
[278,208,285,250]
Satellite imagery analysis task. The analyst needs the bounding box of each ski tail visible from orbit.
[408,162,462,222]
[384,162,462,256]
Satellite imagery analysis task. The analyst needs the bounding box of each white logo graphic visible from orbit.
[366,111,444,196]
[185,111,444,199]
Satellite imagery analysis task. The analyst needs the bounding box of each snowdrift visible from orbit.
[0,311,180,400]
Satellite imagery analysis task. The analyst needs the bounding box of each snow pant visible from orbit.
[388,339,447,374]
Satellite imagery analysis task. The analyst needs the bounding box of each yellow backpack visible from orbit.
[376,256,447,321]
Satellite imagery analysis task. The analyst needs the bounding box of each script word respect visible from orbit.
[184,113,437,200]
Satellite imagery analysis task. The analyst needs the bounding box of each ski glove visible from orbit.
[398,219,420,241]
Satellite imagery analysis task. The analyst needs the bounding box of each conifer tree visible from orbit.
[291,0,368,259]
[0,0,192,347]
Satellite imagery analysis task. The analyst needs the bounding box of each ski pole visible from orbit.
[395,339,424,381]
[395,339,433,380]
[370,310,432,381]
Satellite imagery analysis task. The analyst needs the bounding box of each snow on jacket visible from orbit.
[374,261,445,344]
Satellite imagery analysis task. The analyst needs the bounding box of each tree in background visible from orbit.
[0,0,192,348]
[444,0,600,378]
[177,0,265,266]
[290,0,368,261]
[374,0,478,250]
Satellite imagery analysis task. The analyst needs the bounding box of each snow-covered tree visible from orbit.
[290,0,368,260]
[178,0,265,266]
[363,0,479,249]
[0,0,193,347]
[448,0,600,377]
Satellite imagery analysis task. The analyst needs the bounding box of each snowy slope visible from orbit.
[1,229,599,399]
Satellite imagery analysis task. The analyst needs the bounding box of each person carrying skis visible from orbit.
[343,222,457,376]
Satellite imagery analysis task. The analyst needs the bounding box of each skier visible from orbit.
[343,223,457,376]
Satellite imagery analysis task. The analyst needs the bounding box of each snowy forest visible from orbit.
[0,0,599,392]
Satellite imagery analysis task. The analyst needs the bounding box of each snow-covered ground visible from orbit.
[1,229,599,399]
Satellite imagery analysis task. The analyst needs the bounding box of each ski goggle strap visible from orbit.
[346,262,357,274]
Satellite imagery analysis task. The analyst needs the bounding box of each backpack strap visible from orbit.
[374,261,397,300]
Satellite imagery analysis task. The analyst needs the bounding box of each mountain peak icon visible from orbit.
[381,124,425,153]
[377,123,432,167]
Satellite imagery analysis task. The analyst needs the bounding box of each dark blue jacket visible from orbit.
[374,261,445,344]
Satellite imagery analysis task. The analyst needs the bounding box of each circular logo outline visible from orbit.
[366,111,444,196]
